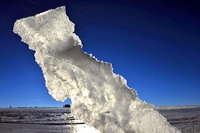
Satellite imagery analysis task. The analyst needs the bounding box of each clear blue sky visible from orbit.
[0,0,200,107]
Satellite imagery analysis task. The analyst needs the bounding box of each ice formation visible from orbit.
[13,6,181,133]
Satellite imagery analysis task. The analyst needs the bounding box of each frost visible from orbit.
[13,6,181,133]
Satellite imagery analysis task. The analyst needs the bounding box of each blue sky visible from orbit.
[0,0,200,107]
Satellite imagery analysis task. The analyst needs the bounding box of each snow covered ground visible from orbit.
[0,106,199,133]
[0,107,98,133]
[157,106,200,133]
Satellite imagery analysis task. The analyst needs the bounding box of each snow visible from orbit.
[156,105,200,110]
[13,6,181,133]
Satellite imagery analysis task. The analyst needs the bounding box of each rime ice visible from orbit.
[13,6,181,133]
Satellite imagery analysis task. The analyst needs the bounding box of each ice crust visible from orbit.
[13,6,181,133]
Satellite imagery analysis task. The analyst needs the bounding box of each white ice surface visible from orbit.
[13,6,181,133]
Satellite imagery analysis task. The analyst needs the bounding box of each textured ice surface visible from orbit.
[13,6,181,133]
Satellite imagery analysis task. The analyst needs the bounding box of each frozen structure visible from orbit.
[13,6,181,133]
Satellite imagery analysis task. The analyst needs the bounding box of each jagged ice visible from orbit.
[13,6,181,133]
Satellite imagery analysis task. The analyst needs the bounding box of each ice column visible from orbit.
[13,6,181,133]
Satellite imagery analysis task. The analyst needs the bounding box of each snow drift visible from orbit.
[13,6,181,133]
